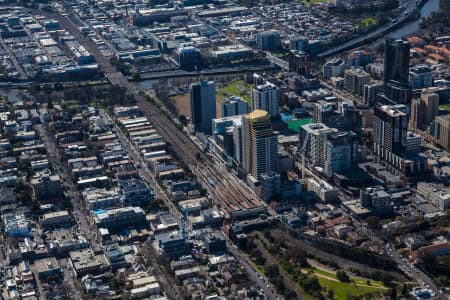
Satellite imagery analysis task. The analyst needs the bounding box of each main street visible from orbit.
[98,112,184,299]
[34,124,89,300]
[98,110,182,227]
[35,124,95,249]
[100,110,278,299]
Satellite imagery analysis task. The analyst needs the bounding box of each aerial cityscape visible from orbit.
[0,0,449,299]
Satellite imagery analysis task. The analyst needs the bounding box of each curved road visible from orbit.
[317,0,419,57]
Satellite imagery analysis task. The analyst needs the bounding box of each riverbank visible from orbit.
[130,65,275,81]
[0,79,109,102]
[369,0,440,47]
[318,0,440,57]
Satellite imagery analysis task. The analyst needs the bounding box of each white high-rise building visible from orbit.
[251,83,279,118]
[300,123,337,168]
[323,58,345,78]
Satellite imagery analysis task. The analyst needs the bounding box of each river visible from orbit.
[0,0,441,97]
[370,0,440,47]
[0,88,29,102]
[133,0,441,90]
[132,73,247,91]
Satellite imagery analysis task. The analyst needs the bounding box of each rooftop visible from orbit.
[248,109,269,121]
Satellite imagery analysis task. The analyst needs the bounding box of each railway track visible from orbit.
[31,8,266,217]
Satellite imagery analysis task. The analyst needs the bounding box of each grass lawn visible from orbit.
[217,80,252,103]
[304,267,337,278]
[358,17,378,27]
[303,267,388,300]
[317,277,386,300]
[297,0,327,4]
[171,93,191,117]
[254,263,265,275]
[440,104,450,112]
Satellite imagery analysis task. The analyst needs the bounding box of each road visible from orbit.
[34,125,85,299]
[320,79,366,105]
[225,238,278,300]
[38,110,182,299]
[35,124,95,248]
[100,109,278,298]
[28,8,266,219]
[0,37,27,79]
[95,111,182,299]
[316,0,419,57]
[271,228,406,281]
[265,52,289,71]
[59,258,82,300]
[262,0,420,60]
[285,70,444,296]
[99,110,182,227]
[353,219,445,299]
[135,65,275,81]
[252,234,308,300]
[28,8,275,295]
[138,240,182,299]
[259,60,366,106]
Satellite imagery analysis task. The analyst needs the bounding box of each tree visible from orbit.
[15,179,32,205]
[275,277,285,293]
[240,236,255,252]
[390,285,397,299]
[107,275,125,292]
[285,247,308,267]
[435,275,450,287]
[284,289,298,300]
[265,264,280,279]
[250,248,266,265]
[195,152,202,161]
[54,82,63,91]
[132,72,141,81]
[336,270,350,283]
[302,276,321,294]
[381,272,394,285]
[178,115,187,126]
[401,284,408,296]
[366,216,380,230]
[419,251,437,272]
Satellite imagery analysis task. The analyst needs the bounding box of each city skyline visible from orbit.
[0,0,448,299]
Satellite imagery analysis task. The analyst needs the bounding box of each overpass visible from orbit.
[136,65,275,81]
[264,51,289,71]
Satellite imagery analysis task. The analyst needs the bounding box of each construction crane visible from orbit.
[181,209,188,240]
[300,131,310,179]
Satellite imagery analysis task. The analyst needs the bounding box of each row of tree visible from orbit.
[312,239,397,270]
[28,84,135,108]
